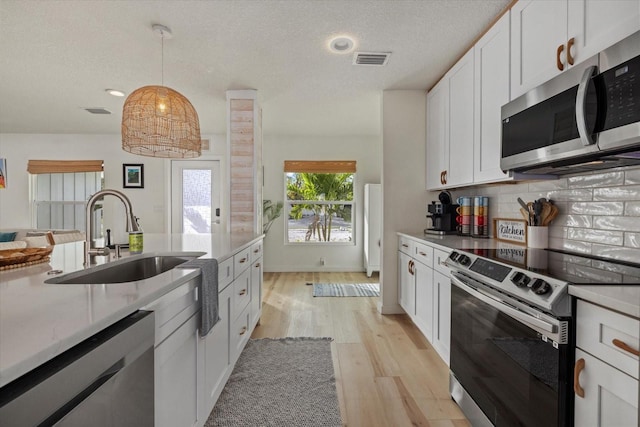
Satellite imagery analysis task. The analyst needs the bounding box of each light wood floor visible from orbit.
[251,272,470,427]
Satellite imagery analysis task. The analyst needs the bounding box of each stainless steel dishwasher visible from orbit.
[0,310,154,426]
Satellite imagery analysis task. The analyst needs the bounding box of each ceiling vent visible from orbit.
[353,52,391,66]
[84,108,111,115]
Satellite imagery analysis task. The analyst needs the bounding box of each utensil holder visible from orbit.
[527,226,548,248]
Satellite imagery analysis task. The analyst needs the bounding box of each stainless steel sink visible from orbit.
[46,252,205,284]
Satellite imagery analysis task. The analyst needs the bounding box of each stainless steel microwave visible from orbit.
[501,30,640,175]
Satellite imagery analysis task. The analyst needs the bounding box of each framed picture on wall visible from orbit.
[0,158,6,189]
[123,164,144,188]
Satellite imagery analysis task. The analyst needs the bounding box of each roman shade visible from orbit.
[27,160,104,174]
[284,160,356,173]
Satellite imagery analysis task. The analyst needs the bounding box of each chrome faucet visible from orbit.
[85,189,141,266]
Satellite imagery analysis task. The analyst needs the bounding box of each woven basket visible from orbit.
[0,247,53,270]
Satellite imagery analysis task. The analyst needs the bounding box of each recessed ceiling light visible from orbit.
[328,36,355,54]
[105,89,125,97]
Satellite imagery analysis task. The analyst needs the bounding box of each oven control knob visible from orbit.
[511,272,531,287]
[529,278,551,295]
[458,255,471,266]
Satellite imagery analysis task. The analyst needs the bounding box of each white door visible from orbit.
[426,79,448,190]
[171,160,221,234]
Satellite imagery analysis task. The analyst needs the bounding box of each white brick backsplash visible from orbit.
[567,201,624,215]
[567,171,624,188]
[591,244,640,264]
[624,233,640,248]
[593,185,640,201]
[558,239,592,254]
[623,166,640,184]
[555,214,592,228]
[593,216,640,232]
[567,228,623,245]
[624,201,640,216]
[545,189,593,201]
[565,262,622,283]
[466,167,640,258]
[527,178,568,191]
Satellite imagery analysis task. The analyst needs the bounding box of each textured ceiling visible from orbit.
[0,0,510,136]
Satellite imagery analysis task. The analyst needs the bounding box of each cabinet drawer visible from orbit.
[414,242,433,268]
[231,305,251,362]
[232,268,251,321]
[144,279,199,345]
[398,235,415,256]
[577,300,639,379]
[234,247,251,278]
[433,248,452,275]
[250,240,263,264]
[218,257,234,291]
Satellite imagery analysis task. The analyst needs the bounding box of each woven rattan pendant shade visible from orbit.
[122,85,201,158]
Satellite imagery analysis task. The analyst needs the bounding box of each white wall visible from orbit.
[380,90,430,314]
[262,134,382,272]
[0,133,226,243]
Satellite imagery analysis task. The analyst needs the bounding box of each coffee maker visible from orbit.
[425,192,458,235]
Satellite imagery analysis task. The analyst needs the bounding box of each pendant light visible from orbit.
[122,24,202,158]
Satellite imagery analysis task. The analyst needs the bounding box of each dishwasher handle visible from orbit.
[40,359,125,426]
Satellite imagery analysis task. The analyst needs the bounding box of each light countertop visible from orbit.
[0,232,262,388]
[398,231,640,319]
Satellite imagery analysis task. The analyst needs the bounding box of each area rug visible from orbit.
[312,282,380,297]
[205,337,341,427]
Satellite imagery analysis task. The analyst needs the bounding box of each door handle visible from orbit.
[576,65,598,146]
[574,358,585,398]
[556,44,565,71]
[567,37,575,65]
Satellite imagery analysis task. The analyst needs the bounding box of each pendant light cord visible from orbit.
[161,32,164,86]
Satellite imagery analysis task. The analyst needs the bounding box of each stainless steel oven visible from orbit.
[446,250,573,427]
[446,248,640,427]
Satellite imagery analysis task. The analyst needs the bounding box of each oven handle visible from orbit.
[450,273,557,335]
[576,65,598,146]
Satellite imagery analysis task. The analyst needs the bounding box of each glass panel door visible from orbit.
[171,160,221,234]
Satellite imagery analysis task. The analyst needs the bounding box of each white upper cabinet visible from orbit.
[447,49,475,187]
[474,12,511,184]
[426,49,474,190]
[426,79,448,190]
[511,0,640,99]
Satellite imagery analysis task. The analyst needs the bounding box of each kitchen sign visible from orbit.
[493,218,527,245]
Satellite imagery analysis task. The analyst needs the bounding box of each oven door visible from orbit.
[449,272,572,427]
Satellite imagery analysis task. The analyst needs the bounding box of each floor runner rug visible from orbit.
[312,282,380,297]
[205,337,341,427]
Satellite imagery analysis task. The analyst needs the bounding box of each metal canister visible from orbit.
[129,231,143,254]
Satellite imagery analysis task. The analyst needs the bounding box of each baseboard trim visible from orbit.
[378,302,404,314]
[264,266,367,273]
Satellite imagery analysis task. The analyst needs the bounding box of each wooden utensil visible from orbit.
[543,204,559,225]
[520,207,530,224]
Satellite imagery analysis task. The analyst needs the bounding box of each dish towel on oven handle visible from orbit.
[177,258,219,337]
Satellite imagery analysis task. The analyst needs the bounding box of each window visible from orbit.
[28,160,104,232]
[284,160,355,244]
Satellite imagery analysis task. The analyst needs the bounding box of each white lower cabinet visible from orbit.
[148,238,264,427]
[414,260,434,342]
[397,234,452,365]
[432,269,451,365]
[200,284,232,419]
[398,251,416,316]
[574,300,639,427]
